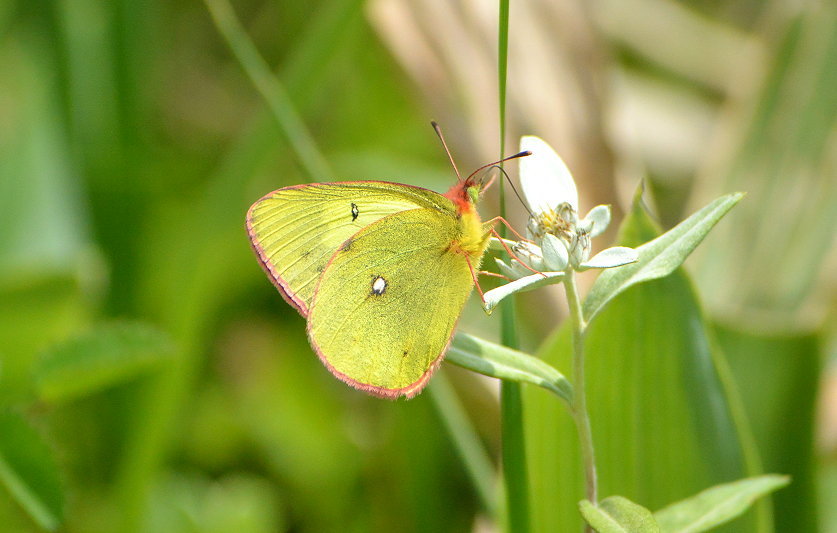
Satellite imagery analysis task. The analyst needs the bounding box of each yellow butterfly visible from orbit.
[247,128,528,398]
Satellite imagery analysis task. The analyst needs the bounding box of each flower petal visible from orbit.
[495,258,518,280]
[489,236,519,252]
[510,240,547,271]
[519,136,578,214]
[583,205,611,238]
[577,246,638,271]
[541,233,569,272]
[483,272,565,313]
[495,258,534,280]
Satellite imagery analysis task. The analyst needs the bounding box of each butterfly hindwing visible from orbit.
[307,208,476,398]
[246,182,450,315]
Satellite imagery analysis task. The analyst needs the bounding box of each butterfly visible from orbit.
[247,126,529,398]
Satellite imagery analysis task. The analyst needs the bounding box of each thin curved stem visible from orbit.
[564,272,598,512]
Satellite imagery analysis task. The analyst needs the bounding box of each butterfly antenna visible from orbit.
[465,150,531,184]
[486,164,536,219]
[431,121,462,181]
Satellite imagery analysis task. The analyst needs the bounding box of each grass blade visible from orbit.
[203,0,331,181]
[429,372,498,518]
[0,411,63,530]
[496,0,529,530]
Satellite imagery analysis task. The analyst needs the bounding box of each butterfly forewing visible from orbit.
[247,182,451,316]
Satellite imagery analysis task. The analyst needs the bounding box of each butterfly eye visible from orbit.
[467,185,481,204]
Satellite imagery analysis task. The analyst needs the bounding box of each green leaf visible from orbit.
[0,411,63,530]
[483,271,565,313]
[654,475,790,533]
[580,496,660,533]
[715,324,820,531]
[525,199,759,532]
[34,322,174,403]
[583,192,743,323]
[448,332,573,404]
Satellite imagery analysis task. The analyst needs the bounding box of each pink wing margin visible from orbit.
[245,187,310,317]
[306,321,456,400]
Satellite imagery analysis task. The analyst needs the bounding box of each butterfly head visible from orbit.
[443,178,482,214]
[430,121,531,214]
[444,150,532,214]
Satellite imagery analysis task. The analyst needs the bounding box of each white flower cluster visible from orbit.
[485,136,637,311]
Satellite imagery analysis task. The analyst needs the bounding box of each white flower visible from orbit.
[519,136,578,215]
[483,136,638,312]
[518,135,636,271]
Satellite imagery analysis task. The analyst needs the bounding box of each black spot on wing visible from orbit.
[351,202,359,221]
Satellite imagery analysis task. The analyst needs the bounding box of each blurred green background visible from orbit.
[0,0,834,531]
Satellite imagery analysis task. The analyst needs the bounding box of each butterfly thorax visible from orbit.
[444,181,490,263]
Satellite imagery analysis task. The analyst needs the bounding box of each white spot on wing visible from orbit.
[371,276,387,295]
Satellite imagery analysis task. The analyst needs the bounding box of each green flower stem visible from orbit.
[564,271,598,509]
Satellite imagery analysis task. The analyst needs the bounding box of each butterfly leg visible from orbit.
[479,270,511,281]
[485,216,533,244]
[488,227,546,277]
[463,253,487,302]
